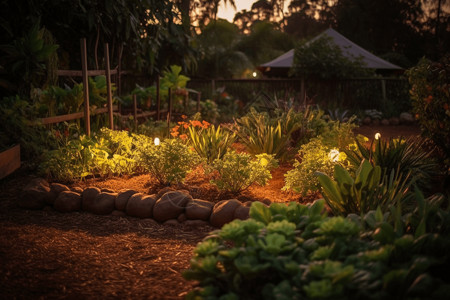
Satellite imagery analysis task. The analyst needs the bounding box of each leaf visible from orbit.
[250,201,272,225]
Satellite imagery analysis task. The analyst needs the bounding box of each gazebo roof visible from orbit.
[261,28,402,70]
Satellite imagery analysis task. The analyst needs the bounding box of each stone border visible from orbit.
[17,178,272,228]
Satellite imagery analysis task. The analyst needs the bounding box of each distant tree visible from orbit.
[236,21,294,66]
[291,35,371,79]
[195,19,252,78]
[0,0,194,75]
[192,0,236,28]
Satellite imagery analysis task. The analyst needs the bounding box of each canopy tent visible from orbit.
[260,28,402,76]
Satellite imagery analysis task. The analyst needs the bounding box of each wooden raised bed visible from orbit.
[0,144,20,179]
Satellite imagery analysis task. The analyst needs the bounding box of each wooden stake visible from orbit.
[133,94,138,130]
[104,43,114,130]
[81,38,90,136]
[156,75,160,121]
[197,92,201,112]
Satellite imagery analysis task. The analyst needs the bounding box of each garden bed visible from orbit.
[0,125,422,299]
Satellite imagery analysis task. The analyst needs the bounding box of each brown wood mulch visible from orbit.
[0,125,422,299]
[0,174,214,299]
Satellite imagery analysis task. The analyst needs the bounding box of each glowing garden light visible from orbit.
[252,71,257,78]
[328,149,340,162]
[374,133,381,140]
[154,137,160,146]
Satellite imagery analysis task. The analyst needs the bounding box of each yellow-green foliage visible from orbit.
[137,138,200,185]
[283,139,349,195]
[210,152,278,193]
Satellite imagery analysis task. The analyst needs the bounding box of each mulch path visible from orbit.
[0,175,214,299]
[0,124,422,299]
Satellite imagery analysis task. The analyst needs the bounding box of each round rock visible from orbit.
[115,189,139,211]
[85,192,117,215]
[71,187,84,193]
[54,191,81,213]
[126,193,157,219]
[81,187,101,211]
[185,199,214,221]
[209,199,242,228]
[152,191,193,223]
[234,206,250,220]
[47,183,71,205]
[18,178,51,210]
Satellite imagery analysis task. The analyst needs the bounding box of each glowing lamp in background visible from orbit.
[154,137,160,146]
[374,133,381,140]
[328,149,340,162]
[252,71,257,78]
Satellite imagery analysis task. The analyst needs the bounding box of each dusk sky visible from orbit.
[217,0,254,21]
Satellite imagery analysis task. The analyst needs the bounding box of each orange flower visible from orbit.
[444,103,449,110]
[190,120,202,127]
[179,134,188,140]
[425,95,432,104]
[171,131,179,137]
[202,120,210,128]
[183,123,190,129]
[181,115,188,119]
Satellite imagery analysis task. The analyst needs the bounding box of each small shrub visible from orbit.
[138,138,200,185]
[345,137,439,193]
[317,160,412,215]
[407,55,450,164]
[188,124,236,164]
[40,128,141,181]
[283,138,351,195]
[40,134,99,181]
[210,152,278,194]
[234,108,300,161]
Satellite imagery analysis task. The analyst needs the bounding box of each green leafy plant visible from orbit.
[40,134,98,181]
[316,159,412,215]
[184,195,450,299]
[39,128,141,181]
[38,83,84,117]
[188,124,236,164]
[234,108,299,161]
[283,138,351,195]
[88,75,116,108]
[407,55,450,165]
[345,137,439,193]
[210,152,278,194]
[0,24,58,96]
[137,138,200,186]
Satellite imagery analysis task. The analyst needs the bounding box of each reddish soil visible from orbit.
[0,124,421,299]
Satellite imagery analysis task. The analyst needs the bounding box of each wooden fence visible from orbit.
[43,39,172,134]
[187,77,410,111]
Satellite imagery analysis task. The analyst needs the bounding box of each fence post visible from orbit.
[133,94,138,130]
[104,43,114,130]
[197,92,201,112]
[156,75,160,121]
[300,77,306,106]
[167,88,172,137]
[381,79,387,101]
[80,38,90,137]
